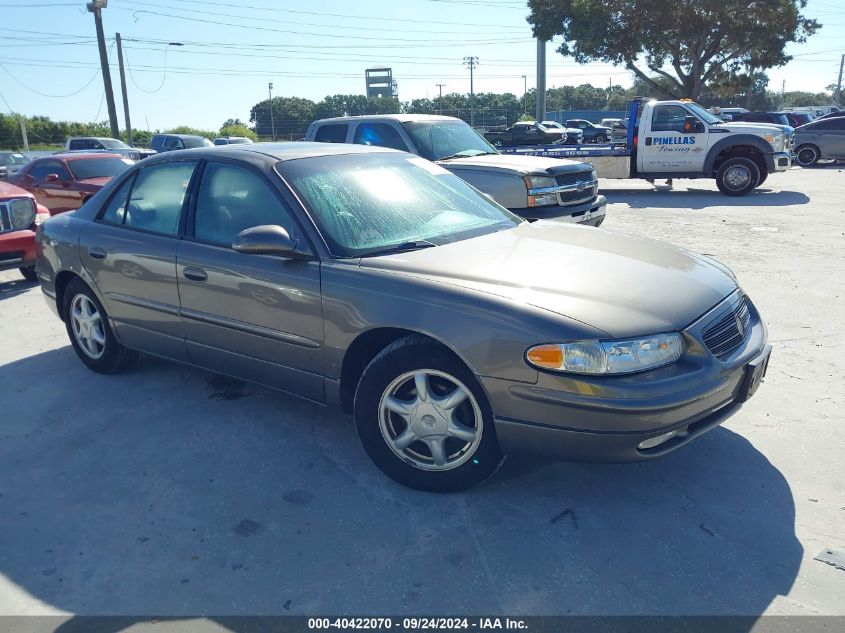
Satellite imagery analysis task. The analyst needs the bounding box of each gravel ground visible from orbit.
[0,165,842,620]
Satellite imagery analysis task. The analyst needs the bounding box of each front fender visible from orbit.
[704,134,775,174]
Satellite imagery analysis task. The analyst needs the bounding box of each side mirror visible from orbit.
[684,116,704,133]
[232,225,310,258]
[45,173,60,182]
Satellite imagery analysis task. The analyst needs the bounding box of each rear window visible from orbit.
[314,124,349,143]
[353,123,408,152]
[183,137,213,149]
[68,157,134,180]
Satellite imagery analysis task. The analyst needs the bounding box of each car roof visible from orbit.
[39,152,124,161]
[314,113,460,124]
[146,141,399,163]
[155,133,208,140]
[68,136,118,140]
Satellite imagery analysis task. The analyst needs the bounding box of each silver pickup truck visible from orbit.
[304,114,607,226]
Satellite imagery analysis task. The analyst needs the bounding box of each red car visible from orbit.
[7,152,134,214]
[0,181,51,281]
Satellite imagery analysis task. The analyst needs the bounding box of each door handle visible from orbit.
[89,247,107,260]
[183,266,208,283]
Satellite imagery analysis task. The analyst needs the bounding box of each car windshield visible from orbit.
[280,153,520,257]
[0,153,28,165]
[67,157,134,180]
[100,139,131,149]
[184,137,214,148]
[686,102,722,125]
[402,121,498,161]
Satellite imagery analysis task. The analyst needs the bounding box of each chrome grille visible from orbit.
[703,296,751,358]
[554,172,597,205]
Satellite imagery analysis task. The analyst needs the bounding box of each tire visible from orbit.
[594,134,608,144]
[492,139,503,148]
[756,170,768,187]
[63,278,137,374]
[795,144,820,167]
[19,266,37,282]
[353,335,504,492]
[715,156,760,197]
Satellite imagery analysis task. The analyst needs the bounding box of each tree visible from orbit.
[166,125,216,139]
[219,122,257,141]
[528,0,819,100]
[250,96,316,137]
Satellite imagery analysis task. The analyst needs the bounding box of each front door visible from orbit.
[176,160,324,402]
[639,104,707,174]
[29,160,83,213]
[80,160,198,362]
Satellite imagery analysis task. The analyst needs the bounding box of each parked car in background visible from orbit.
[0,151,29,180]
[793,115,845,166]
[717,107,750,119]
[213,136,254,145]
[0,181,51,281]
[728,112,791,127]
[564,119,613,143]
[306,114,606,225]
[600,118,627,143]
[539,121,584,144]
[150,134,214,152]
[813,111,845,121]
[484,121,576,147]
[785,112,815,127]
[36,142,770,492]
[65,137,156,161]
[7,153,134,213]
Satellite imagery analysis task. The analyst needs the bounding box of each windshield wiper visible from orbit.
[438,150,497,161]
[359,240,438,258]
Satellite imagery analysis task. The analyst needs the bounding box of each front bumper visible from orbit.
[767,152,792,172]
[0,229,37,272]
[514,194,607,226]
[482,291,769,462]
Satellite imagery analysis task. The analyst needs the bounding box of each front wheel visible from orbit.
[19,266,37,282]
[594,134,607,144]
[63,278,137,374]
[756,170,768,187]
[354,336,504,492]
[795,144,820,167]
[716,156,760,197]
[492,139,503,148]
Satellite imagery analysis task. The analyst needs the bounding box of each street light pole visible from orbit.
[463,56,478,126]
[521,74,527,114]
[86,0,119,139]
[268,82,276,141]
[436,83,445,114]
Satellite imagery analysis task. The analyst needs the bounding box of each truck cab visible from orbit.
[305,114,607,225]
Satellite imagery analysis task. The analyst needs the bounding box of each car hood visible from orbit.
[441,153,592,176]
[359,222,737,338]
[720,122,792,135]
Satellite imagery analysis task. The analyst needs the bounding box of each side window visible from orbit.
[69,139,85,150]
[651,105,689,133]
[314,124,349,143]
[31,161,71,181]
[815,118,845,130]
[194,162,297,247]
[100,175,136,225]
[353,123,409,151]
[162,136,184,151]
[123,162,196,235]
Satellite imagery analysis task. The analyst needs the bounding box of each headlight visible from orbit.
[764,132,785,152]
[8,197,36,230]
[34,211,51,225]
[526,333,685,375]
[524,175,558,207]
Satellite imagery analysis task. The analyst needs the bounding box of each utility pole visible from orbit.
[268,82,276,141]
[436,83,445,113]
[535,39,546,122]
[87,0,119,139]
[780,80,786,109]
[463,56,478,126]
[521,74,527,114]
[835,54,844,107]
[115,33,132,146]
[19,115,29,153]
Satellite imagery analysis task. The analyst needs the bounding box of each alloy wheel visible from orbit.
[70,294,106,359]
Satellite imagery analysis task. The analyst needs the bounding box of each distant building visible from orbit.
[365,68,398,99]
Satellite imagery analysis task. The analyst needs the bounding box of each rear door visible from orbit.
[176,160,324,401]
[814,118,845,157]
[80,160,198,361]
[638,104,707,174]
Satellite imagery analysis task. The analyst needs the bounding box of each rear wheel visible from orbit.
[594,134,608,144]
[795,144,820,167]
[63,278,137,374]
[716,156,760,197]
[19,266,37,282]
[354,336,503,492]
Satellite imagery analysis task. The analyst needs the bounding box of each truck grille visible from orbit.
[555,172,597,205]
[702,296,751,358]
[0,202,13,234]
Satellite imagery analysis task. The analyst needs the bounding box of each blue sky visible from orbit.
[0,0,843,131]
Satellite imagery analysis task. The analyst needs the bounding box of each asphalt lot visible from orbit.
[0,166,843,620]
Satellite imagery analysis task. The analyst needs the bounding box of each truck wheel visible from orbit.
[63,278,137,374]
[716,157,760,196]
[795,145,819,167]
[594,134,607,144]
[756,170,768,187]
[19,266,37,282]
[354,335,504,492]
[492,139,503,148]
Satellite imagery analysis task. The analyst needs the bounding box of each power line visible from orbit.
[0,62,101,97]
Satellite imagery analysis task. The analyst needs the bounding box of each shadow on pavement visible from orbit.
[0,348,801,628]
[602,188,810,210]
[0,276,38,301]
